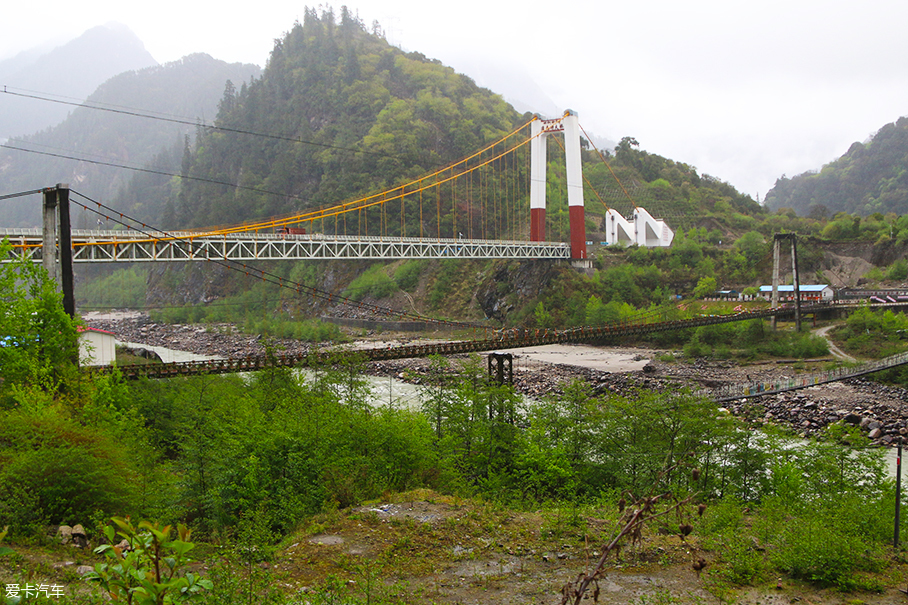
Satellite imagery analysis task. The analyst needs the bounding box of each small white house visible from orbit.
[758,284,834,302]
[79,327,116,366]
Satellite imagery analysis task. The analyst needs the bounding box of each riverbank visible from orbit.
[83,312,908,446]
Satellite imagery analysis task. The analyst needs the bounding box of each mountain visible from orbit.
[173,7,523,229]
[0,23,158,139]
[171,8,752,237]
[0,53,261,227]
[765,116,908,218]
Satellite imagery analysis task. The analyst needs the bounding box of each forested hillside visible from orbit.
[765,116,908,217]
[170,7,522,228]
[0,54,260,227]
[168,7,770,239]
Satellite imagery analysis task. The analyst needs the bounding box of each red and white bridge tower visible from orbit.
[530,111,587,261]
[530,111,674,259]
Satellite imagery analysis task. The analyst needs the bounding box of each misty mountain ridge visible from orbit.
[0,23,157,138]
[765,115,908,218]
[0,53,260,227]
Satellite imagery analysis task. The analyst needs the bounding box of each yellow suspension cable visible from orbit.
[101,118,549,245]
[208,118,541,236]
[578,121,638,210]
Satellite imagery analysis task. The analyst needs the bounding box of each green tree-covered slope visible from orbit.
[765,116,908,217]
[173,7,522,228]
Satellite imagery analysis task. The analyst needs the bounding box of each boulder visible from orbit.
[843,413,862,425]
[71,524,88,548]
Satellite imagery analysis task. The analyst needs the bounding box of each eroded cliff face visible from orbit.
[145,261,374,315]
[811,239,905,288]
[143,257,566,326]
[474,260,562,323]
[145,263,231,307]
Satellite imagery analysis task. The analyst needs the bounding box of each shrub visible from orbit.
[771,515,885,590]
[344,265,398,301]
[85,518,212,605]
[0,405,135,528]
[393,260,425,292]
[713,532,767,586]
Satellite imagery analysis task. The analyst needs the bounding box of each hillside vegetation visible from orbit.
[69,7,908,347]
[7,9,906,353]
[2,240,908,604]
[170,7,520,229]
[766,116,908,217]
[7,11,908,603]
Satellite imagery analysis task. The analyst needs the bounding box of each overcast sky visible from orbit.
[3,0,907,201]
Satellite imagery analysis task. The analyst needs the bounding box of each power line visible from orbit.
[69,188,485,330]
[0,86,403,161]
[0,142,315,204]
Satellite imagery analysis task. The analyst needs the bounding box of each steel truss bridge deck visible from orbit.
[93,303,908,399]
[0,229,570,262]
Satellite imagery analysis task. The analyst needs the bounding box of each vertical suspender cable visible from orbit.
[451,167,456,239]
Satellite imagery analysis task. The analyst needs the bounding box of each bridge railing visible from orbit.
[709,349,908,401]
[2,229,571,262]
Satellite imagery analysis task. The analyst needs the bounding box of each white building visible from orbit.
[758,284,834,302]
[79,327,116,366]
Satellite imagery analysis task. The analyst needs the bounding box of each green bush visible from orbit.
[0,405,135,528]
[244,318,347,342]
[836,307,908,357]
[887,259,908,281]
[393,260,425,292]
[0,241,81,397]
[681,320,828,360]
[771,515,885,590]
[712,532,767,586]
[85,518,212,605]
[345,264,398,301]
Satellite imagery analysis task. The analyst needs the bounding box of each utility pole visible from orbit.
[770,237,780,330]
[41,184,75,318]
[790,234,802,332]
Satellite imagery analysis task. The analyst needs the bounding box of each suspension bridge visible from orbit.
[1,112,672,267]
[0,229,571,262]
[0,110,679,331]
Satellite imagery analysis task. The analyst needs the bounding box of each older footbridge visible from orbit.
[91,301,908,403]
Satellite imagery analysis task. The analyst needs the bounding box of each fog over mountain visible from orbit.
[0,51,260,227]
[0,23,157,139]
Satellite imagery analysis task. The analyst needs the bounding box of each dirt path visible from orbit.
[814,324,857,362]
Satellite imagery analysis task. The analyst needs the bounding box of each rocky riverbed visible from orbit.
[85,312,908,447]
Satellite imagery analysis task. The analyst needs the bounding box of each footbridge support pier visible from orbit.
[41,183,75,318]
